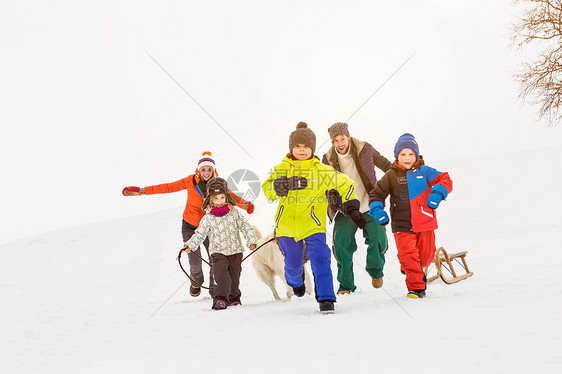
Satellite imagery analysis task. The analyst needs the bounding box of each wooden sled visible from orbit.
[425,247,473,284]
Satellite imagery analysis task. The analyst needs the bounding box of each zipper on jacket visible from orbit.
[345,184,355,200]
[310,206,321,226]
[275,205,285,228]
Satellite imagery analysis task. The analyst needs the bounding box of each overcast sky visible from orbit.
[2,0,562,245]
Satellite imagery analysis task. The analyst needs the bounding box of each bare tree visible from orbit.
[512,0,562,125]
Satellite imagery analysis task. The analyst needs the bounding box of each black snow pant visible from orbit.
[182,220,213,290]
[210,252,243,305]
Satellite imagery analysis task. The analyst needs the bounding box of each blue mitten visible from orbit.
[368,201,389,225]
[427,184,449,209]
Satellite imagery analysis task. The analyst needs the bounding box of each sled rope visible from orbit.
[441,257,467,277]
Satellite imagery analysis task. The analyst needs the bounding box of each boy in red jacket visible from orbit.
[368,134,452,298]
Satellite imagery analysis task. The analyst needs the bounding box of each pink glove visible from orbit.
[246,202,255,214]
[122,186,141,196]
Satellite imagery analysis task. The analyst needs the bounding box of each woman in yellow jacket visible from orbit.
[262,122,365,313]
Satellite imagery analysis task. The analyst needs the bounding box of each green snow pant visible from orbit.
[332,212,388,292]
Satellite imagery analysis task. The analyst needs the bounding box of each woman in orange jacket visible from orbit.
[122,151,255,297]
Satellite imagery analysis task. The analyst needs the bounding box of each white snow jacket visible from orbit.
[185,208,257,256]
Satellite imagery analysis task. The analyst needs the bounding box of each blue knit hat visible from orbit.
[393,133,419,159]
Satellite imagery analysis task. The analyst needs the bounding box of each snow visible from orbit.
[2,145,562,373]
[3,0,562,372]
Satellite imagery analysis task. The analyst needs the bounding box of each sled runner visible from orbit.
[425,247,473,285]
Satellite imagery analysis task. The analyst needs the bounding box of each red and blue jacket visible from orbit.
[369,157,453,233]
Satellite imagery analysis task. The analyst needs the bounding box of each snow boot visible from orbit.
[407,289,426,299]
[371,277,383,289]
[319,300,335,313]
[292,284,306,297]
[229,301,241,307]
[189,285,201,297]
[212,299,227,310]
[190,272,204,297]
[292,267,307,297]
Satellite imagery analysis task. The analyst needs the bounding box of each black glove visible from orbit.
[287,176,308,190]
[343,199,366,229]
[274,176,308,197]
[273,177,289,197]
[349,209,367,229]
[326,189,342,206]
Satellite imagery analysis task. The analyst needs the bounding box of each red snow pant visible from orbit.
[393,231,436,291]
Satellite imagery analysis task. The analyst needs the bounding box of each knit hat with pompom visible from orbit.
[289,122,316,154]
[197,151,215,170]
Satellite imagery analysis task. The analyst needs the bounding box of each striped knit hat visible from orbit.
[197,151,215,170]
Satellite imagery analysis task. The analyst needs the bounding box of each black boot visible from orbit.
[292,284,306,297]
[291,266,307,297]
[319,300,335,313]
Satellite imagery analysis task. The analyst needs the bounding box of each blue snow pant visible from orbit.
[278,233,336,302]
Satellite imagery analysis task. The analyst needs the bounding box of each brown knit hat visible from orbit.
[328,122,350,140]
[289,122,316,153]
[201,177,237,210]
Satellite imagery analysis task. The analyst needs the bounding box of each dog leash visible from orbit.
[241,237,274,263]
[176,238,275,288]
[177,249,213,290]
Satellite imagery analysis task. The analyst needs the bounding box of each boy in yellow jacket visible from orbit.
[262,122,364,313]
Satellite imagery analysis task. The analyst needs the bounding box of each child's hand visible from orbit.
[274,177,289,196]
[249,244,256,251]
[182,244,192,254]
[369,202,389,225]
[427,193,443,209]
[427,185,448,209]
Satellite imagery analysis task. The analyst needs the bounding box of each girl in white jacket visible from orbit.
[183,177,257,310]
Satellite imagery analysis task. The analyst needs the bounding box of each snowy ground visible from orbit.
[2,145,562,373]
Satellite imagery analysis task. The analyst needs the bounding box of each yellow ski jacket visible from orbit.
[262,155,358,241]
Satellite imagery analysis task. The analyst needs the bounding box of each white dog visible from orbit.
[251,226,313,300]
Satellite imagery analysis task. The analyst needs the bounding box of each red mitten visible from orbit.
[246,202,255,214]
[122,186,140,196]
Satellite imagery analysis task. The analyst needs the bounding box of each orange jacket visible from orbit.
[144,173,249,227]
